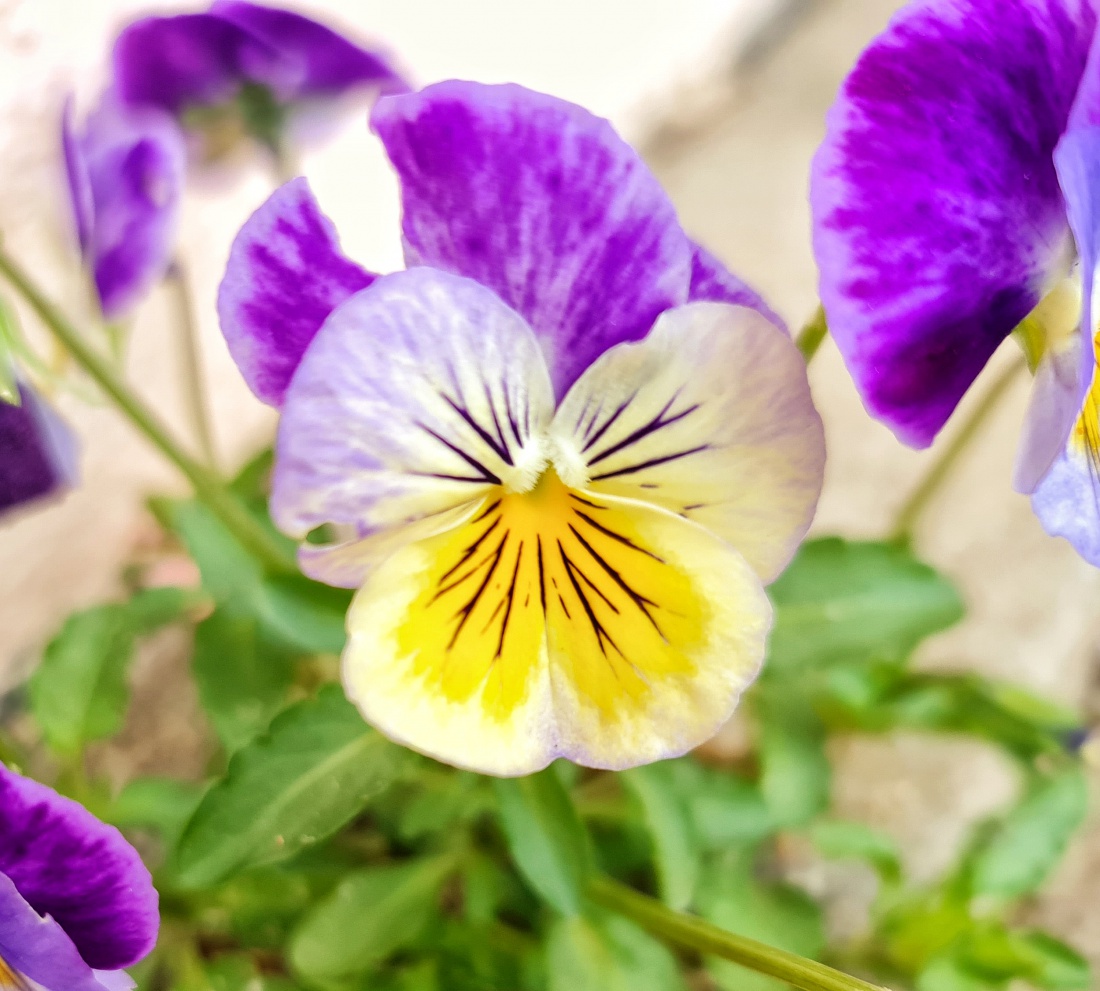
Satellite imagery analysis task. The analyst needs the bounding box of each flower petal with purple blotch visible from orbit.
[371,80,693,399]
[812,0,1095,447]
[0,765,158,971]
[218,178,375,407]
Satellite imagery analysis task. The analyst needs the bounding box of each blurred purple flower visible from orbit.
[0,383,78,517]
[0,763,158,989]
[62,94,185,320]
[112,1,408,156]
[812,0,1100,563]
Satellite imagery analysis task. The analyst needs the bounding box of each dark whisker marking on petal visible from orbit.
[587,395,701,466]
[537,536,547,613]
[495,541,524,657]
[582,394,636,453]
[448,531,508,649]
[482,379,515,452]
[410,471,495,484]
[436,515,501,586]
[481,595,506,633]
[682,503,708,511]
[435,539,504,600]
[590,445,710,481]
[471,498,502,523]
[569,493,607,510]
[557,592,571,619]
[558,540,621,658]
[414,421,502,483]
[443,395,513,465]
[568,524,664,638]
[574,510,663,562]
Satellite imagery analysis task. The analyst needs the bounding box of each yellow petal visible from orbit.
[342,471,770,775]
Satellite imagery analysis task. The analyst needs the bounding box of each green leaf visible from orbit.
[174,686,408,887]
[807,819,901,883]
[192,610,297,752]
[622,762,700,910]
[698,854,825,991]
[916,956,995,991]
[757,694,830,828]
[107,776,205,849]
[546,912,686,991]
[969,768,1087,898]
[680,768,775,850]
[28,585,198,755]
[494,765,590,915]
[768,539,963,673]
[290,856,455,982]
[257,575,351,656]
[959,925,1091,990]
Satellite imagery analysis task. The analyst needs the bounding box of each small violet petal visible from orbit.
[1017,125,1100,492]
[113,12,298,116]
[63,94,185,319]
[0,384,77,517]
[812,0,1095,447]
[210,1,408,98]
[688,242,786,333]
[0,873,105,991]
[0,764,159,971]
[218,177,375,407]
[371,80,693,398]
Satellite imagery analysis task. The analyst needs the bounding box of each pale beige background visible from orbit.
[2,0,1100,968]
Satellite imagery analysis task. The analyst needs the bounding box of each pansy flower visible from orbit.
[112,1,407,159]
[62,93,185,319]
[812,0,1100,562]
[218,81,825,775]
[0,763,159,990]
[0,383,78,518]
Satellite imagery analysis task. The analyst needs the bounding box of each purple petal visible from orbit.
[0,384,78,516]
[61,97,93,254]
[688,242,786,332]
[218,178,375,407]
[67,94,185,319]
[1031,443,1100,566]
[113,12,298,116]
[272,266,553,549]
[812,0,1095,447]
[0,873,105,991]
[371,81,693,398]
[1017,126,1100,492]
[0,765,158,970]
[210,1,408,98]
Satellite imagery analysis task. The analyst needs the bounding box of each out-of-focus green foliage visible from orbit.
[5,461,1093,991]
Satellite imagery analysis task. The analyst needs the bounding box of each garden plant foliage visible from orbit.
[3,449,1089,990]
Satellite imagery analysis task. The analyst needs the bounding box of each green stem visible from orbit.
[166,260,218,469]
[589,876,889,991]
[0,242,295,574]
[890,354,1025,543]
[796,305,828,364]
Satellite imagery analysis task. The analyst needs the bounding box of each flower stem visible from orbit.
[796,305,828,364]
[890,354,1026,543]
[165,259,218,469]
[0,241,295,574]
[589,876,889,991]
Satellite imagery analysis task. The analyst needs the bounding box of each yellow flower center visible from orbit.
[392,469,708,724]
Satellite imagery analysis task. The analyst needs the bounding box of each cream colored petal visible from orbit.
[551,301,824,582]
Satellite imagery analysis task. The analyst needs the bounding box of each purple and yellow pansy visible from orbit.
[218,81,825,775]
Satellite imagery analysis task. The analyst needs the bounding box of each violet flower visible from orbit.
[62,94,185,320]
[112,1,407,157]
[0,384,78,517]
[812,0,1100,562]
[0,763,158,990]
[217,81,825,775]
